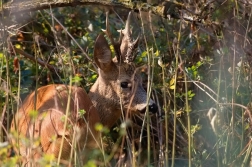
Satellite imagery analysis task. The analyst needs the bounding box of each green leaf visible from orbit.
[84,160,97,167]
[29,110,38,119]
[141,51,147,58]
[95,123,103,132]
[155,50,160,57]
[72,75,83,83]
[15,44,21,49]
[78,109,86,117]
[185,105,192,112]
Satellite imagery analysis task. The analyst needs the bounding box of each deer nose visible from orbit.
[149,103,158,113]
[139,103,158,114]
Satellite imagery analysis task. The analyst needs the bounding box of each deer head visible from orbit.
[89,12,158,128]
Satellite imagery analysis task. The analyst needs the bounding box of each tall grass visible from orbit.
[1,1,252,166]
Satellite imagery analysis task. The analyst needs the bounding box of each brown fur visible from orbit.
[11,85,100,165]
[10,13,156,165]
[89,34,156,128]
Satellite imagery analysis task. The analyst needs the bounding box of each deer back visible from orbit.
[11,84,101,163]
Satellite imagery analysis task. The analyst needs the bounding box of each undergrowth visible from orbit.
[1,0,252,166]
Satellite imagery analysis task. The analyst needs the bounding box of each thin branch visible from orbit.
[14,47,57,72]
[1,0,180,20]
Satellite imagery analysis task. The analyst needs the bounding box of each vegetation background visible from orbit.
[0,0,252,166]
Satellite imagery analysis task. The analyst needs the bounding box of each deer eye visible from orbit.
[120,82,129,88]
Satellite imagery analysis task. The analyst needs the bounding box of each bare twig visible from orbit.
[44,10,98,71]
[14,47,57,72]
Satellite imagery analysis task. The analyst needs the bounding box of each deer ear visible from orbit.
[94,34,112,71]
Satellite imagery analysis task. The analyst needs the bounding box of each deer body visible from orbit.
[11,84,100,163]
[10,12,157,165]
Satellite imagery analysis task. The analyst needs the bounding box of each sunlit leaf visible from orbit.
[141,51,147,58]
[191,124,202,135]
[78,109,86,117]
[185,105,192,112]
[15,44,21,49]
[95,123,103,132]
[155,50,160,57]
[176,110,183,117]
[0,52,3,58]
[72,75,83,83]
[169,78,175,86]
[29,110,38,119]
[84,160,97,167]
[169,85,175,90]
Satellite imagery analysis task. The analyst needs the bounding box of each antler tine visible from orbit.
[122,12,131,36]
[120,12,140,63]
[117,29,123,46]
[126,34,140,63]
[102,12,113,43]
[102,12,121,61]
[101,11,139,64]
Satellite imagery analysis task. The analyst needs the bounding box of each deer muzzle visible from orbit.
[139,102,158,114]
[148,103,158,113]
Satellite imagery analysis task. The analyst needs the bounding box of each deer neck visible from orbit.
[88,79,121,128]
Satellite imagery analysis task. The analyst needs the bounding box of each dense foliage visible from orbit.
[1,0,252,166]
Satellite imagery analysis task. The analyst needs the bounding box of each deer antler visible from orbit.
[120,12,140,63]
[102,11,140,64]
[102,12,123,62]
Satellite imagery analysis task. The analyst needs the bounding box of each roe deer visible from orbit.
[10,12,157,165]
